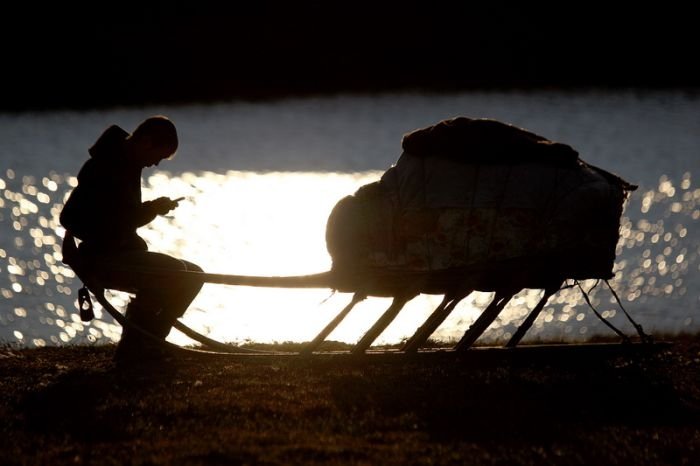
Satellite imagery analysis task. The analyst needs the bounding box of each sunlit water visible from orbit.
[1,91,698,348]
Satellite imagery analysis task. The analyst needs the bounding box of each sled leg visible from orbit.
[301,293,366,355]
[506,285,559,348]
[455,291,515,351]
[352,295,412,355]
[402,292,471,353]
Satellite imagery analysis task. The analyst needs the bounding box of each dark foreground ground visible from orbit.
[1,337,699,466]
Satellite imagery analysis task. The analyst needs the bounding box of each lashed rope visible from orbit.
[575,279,650,344]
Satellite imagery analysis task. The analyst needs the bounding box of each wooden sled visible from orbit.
[62,233,652,359]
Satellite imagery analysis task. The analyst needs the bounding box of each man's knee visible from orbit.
[182,261,204,290]
[183,261,203,273]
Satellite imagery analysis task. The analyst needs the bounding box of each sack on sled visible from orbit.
[326,117,636,281]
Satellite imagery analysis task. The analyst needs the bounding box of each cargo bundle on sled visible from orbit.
[63,117,645,357]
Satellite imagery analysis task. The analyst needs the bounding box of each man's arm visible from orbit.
[135,197,183,225]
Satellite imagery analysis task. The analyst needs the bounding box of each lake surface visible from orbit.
[1,90,698,348]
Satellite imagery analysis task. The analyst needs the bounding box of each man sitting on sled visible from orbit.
[60,116,202,362]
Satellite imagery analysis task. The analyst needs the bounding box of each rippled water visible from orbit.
[1,91,698,348]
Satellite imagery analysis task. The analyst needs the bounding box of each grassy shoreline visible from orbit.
[2,337,699,465]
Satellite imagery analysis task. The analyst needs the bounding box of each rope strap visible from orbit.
[576,280,652,344]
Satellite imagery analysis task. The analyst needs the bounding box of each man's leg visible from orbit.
[147,259,204,338]
[94,252,203,356]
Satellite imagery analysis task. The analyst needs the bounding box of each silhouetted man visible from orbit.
[60,116,202,361]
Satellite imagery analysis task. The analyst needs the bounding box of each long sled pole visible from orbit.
[99,267,336,289]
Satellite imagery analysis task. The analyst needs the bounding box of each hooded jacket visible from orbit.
[60,125,158,253]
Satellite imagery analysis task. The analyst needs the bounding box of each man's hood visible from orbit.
[87,125,129,160]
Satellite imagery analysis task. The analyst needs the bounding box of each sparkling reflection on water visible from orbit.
[0,167,698,348]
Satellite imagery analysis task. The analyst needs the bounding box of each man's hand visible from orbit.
[149,196,183,216]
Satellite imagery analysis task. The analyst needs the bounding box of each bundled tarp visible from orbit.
[326,117,636,288]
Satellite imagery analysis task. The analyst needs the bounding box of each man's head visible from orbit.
[127,116,178,167]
